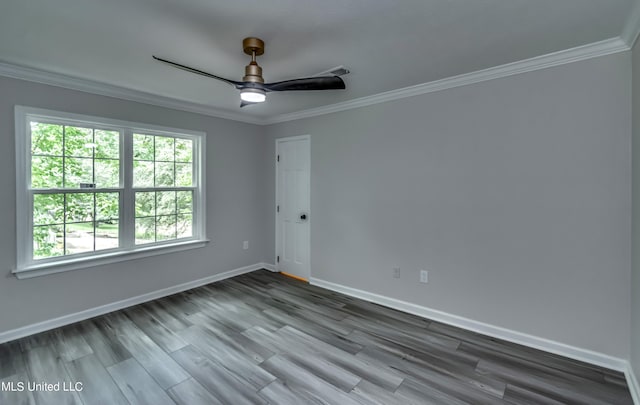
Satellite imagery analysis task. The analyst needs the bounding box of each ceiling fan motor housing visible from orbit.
[244,61,264,83]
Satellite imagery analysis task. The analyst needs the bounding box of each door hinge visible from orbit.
[277,155,280,162]
[277,205,279,213]
[277,255,280,263]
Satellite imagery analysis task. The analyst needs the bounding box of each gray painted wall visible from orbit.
[0,76,268,334]
[632,39,640,383]
[264,52,632,358]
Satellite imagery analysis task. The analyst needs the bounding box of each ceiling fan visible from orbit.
[153,37,346,107]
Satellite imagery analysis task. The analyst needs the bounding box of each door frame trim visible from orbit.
[275,134,311,279]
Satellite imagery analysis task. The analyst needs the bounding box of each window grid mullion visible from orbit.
[122,129,135,249]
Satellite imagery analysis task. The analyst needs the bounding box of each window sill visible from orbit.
[13,239,210,279]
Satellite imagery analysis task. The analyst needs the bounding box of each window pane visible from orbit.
[64,126,94,158]
[66,193,94,223]
[155,162,174,186]
[175,139,192,162]
[156,191,176,215]
[65,157,93,188]
[95,130,119,159]
[135,217,155,244]
[96,192,119,221]
[95,159,119,188]
[33,224,64,259]
[177,214,192,238]
[155,136,174,162]
[32,156,63,188]
[133,161,154,187]
[34,194,64,225]
[156,215,176,241]
[65,222,94,255]
[135,192,155,217]
[177,191,192,213]
[133,134,154,160]
[175,163,192,187]
[95,220,119,251]
[31,122,63,156]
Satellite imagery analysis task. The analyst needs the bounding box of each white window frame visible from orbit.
[14,106,208,279]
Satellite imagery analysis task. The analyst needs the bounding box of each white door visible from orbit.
[276,135,310,281]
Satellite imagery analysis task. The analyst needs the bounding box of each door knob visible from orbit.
[300,213,307,220]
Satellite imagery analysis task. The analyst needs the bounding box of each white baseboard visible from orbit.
[0,262,267,345]
[627,364,640,405]
[310,277,628,372]
[261,263,277,272]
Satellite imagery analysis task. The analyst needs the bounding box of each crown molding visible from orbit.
[0,36,630,127]
[264,37,629,125]
[0,61,263,125]
[622,0,640,48]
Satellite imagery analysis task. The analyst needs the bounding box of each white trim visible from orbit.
[622,0,640,48]
[13,239,210,279]
[261,263,277,272]
[627,364,640,405]
[0,61,262,125]
[0,37,630,127]
[310,277,628,372]
[264,37,629,124]
[0,262,267,344]
[275,135,311,279]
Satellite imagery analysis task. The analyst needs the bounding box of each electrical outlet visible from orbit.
[420,270,428,283]
[393,267,401,279]
[243,241,249,250]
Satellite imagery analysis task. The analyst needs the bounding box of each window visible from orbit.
[15,107,207,277]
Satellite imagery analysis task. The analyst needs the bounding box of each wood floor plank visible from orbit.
[503,384,567,405]
[275,325,404,391]
[261,307,364,354]
[138,300,192,333]
[50,324,93,362]
[64,354,129,405]
[186,312,274,363]
[107,358,175,405]
[260,355,363,405]
[103,313,190,389]
[396,377,470,405]
[177,325,276,389]
[24,346,83,405]
[350,379,417,405]
[171,345,268,405]
[0,340,26,379]
[258,379,330,405]
[0,372,36,405]
[167,378,224,405]
[76,319,131,368]
[124,305,188,352]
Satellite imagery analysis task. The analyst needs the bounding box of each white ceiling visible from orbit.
[0,0,635,120]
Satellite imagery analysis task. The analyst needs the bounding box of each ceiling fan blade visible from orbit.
[262,76,345,92]
[153,56,241,87]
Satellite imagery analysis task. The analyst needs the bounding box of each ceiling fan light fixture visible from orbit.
[240,88,266,103]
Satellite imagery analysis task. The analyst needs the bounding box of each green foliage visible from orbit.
[33,225,64,259]
[30,124,192,257]
[31,122,63,155]
[32,156,63,188]
[133,134,192,187]
[133,134,154,160]
[134,191,192,244]
[64,126,93,157]
[30,122,122,259]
